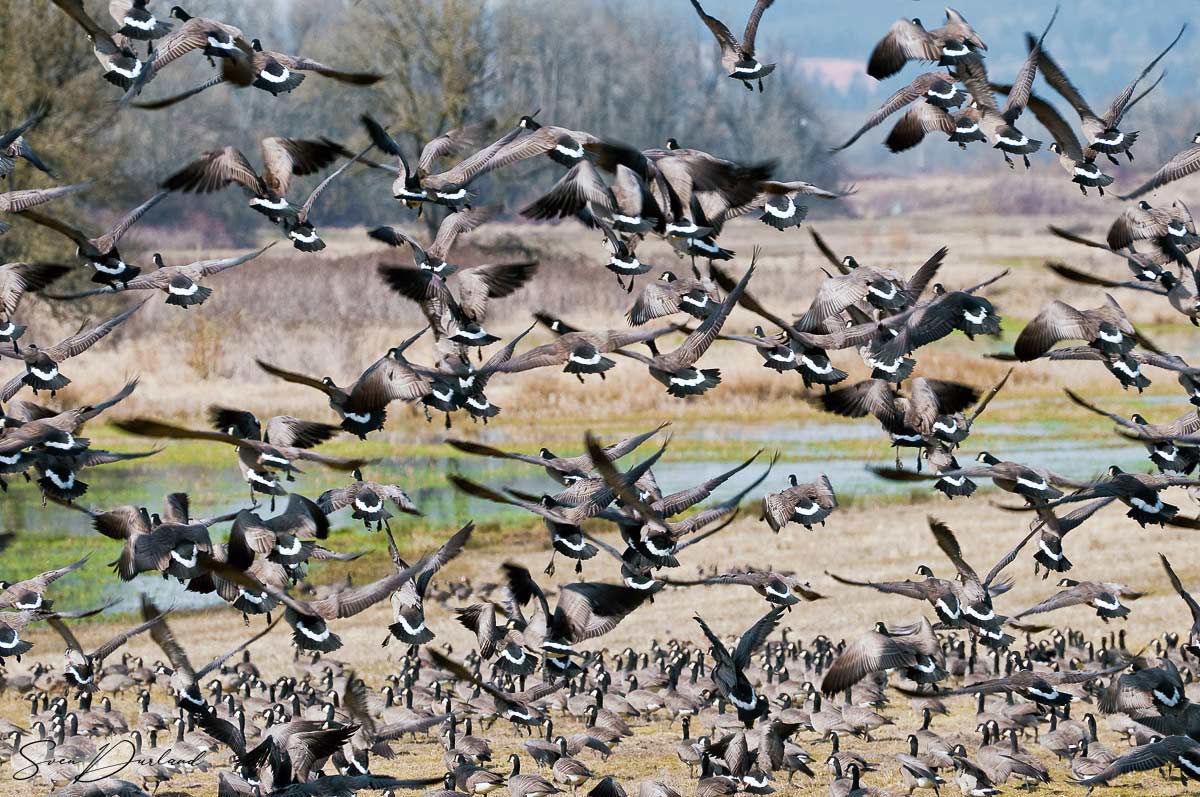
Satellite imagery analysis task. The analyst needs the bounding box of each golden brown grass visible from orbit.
[1,496,1196,796]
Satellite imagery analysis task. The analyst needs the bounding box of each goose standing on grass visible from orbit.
[255,327,432,438]
[688,0,777,91]
[1031,24,1185,164]
[693,607,784,727]
[0,301,144,400]
[16,191,166,285]
[44,243,275,307]
[866,9,986,80]
[0,182,92,237]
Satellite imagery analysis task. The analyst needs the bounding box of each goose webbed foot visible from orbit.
[1107,154,1120,166]
[758,79,764,92]
[1003,154,1014,169]
[270,495,276,512]
[743,81,753,91]
[575,559,583,574]
[1098,186,1105,196]
[1079,184,1087,196]
[1022,155,1031,169]
[444,413,452,430]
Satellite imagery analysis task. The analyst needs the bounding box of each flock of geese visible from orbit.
[5,1,1200,796]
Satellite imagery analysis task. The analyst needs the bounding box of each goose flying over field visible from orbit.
[49,0,146,88]
[0,183,92,237]
[866,8,986,80]
[45,243,274,306]
[694,607,784,726]
[16,191,166,284]
[1016,578,1145,622]
[832,73,965,153]
[688,0,777,91]
[0,301,144,400]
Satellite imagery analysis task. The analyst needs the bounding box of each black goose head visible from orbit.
[251,38,263,52]
[169,6,192,21]
[787,474,799,487]
[976,451,999,465]
[665,138,680,150]
[352,468,363,482]
[914,564,935,577]
[660,271,677,282]
[1107,464,1124,477]
[539,447,555,459]
[841,256,858,270]
[152,254,166,269]
[1057,578,1080,588]
[518,110,542,131]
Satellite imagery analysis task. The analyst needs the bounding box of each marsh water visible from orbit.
[0,409,1158,612]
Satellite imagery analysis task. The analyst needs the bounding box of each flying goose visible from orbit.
[794,247,947,332]
[952,8,1058,169]
[360,114,497,210]
[361,115,521,210]
[502,561,659,670]
[0,107,54,183]
[44,611,166,691]
[58,492,231,581]
[1031,24,1185,163]
[370,205,498,275]
[1016,579,1145,622]
[1062,388,1200,474]
[16,191,166,284]
[140,595,278,712]
[161,136,352,235]
[0,262,66,349]
[381,522,474,648]
[317,468,420,533]
[664,570,823,609]
[1161,553,1200,653]
[430,649,563,728]
[490,112,602,170]
[376,244,538,346]
[1073,735,1200,790]
[1118,132,1200,200]
[28,446,158,503]
[627,271,722,326]
[521,161,662,237]
[583,139,772,240]
[832,72,965,152]
[688,0,777,91]
[0,377,137,468]
[1100,657,1187,716]
[0,555,88,612]
[821,618,944,696]
[866,9,986,80]
[614,261,755,397]
[203,550,432,652]
[46,243,275,306]
[694,607,784,727]
[926,517,1029,637]
[49,0,145,88]
[1107,200,1198,260]
[501,319,681,383]
[990,86,1112,194]
[1014,295,1137,361]
[0,183,91,237]
[112,416,373,506]
[108,0,172,43]
[447,423,667,486]
[926,659,1123,708]
[760,474,837,532]
[825,568,963,627]
[815,377,980,462]
[0,301,144,400]
[255,327,432,438]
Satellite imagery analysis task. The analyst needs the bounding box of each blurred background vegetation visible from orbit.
[0,0,835,264]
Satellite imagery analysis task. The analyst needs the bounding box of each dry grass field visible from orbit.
[3,199,1200,795]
